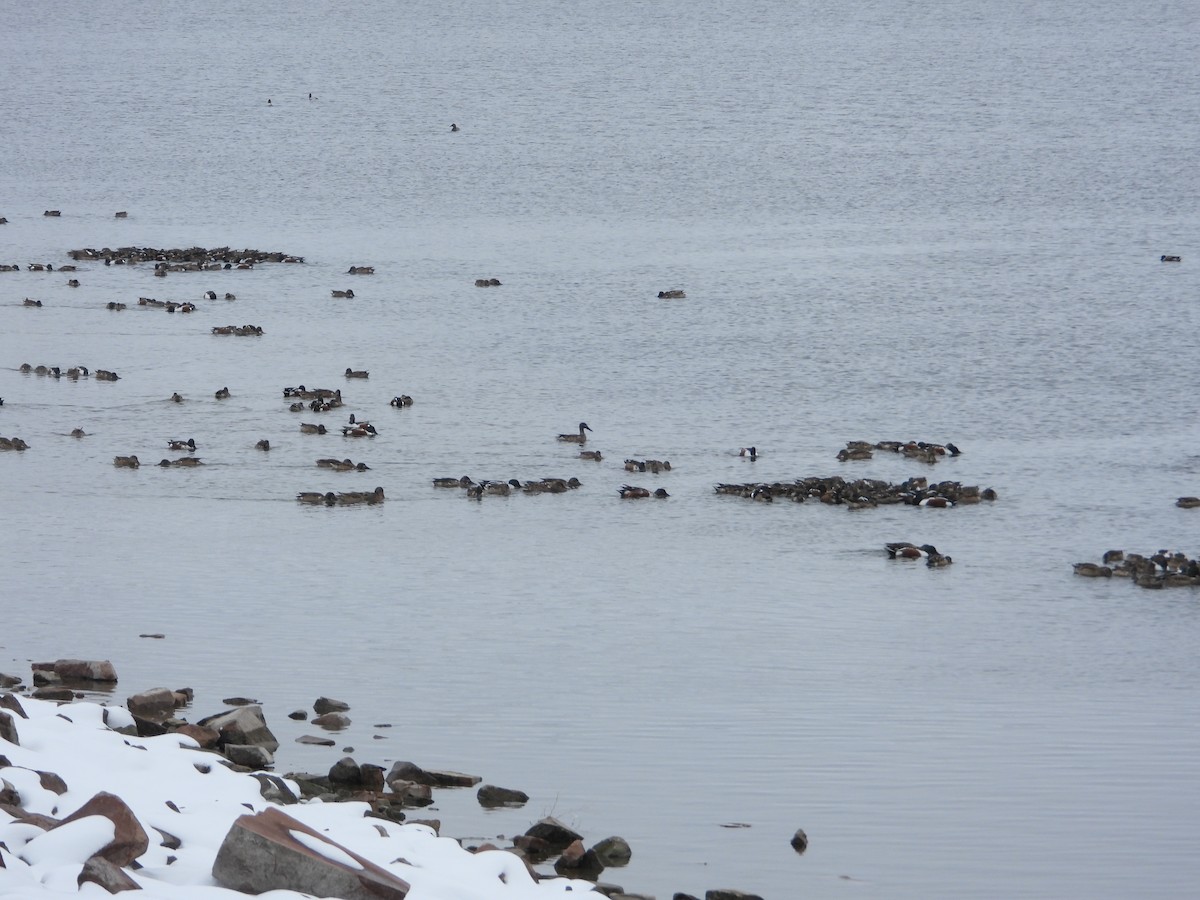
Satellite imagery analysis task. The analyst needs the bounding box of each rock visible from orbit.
[705,891,765,900]
[56,791,149,866]
[790,827,808,853]
[312,712,351,730]
[524,815,583,851]
[196,705,279,752]
[221,697,258,706]
[328,757,362,786]
[361,764,385,793]
[511,833,552,861]
[313,697,351,714]
[14,811,60,830]
[477,784,529,807]
[224,744,274,769]
[288,709,308,720]
[296,735,335,746]
[31,687,75,702]
[673,894,702,900]
[592,835,632,865]
[405,818,440,833]
[385,760,479,787]
[211,806,411,900]
[251,773,299,805]
[388,781,433,807]
[0,673,22,688]
[0,711,18,746]
[32,670,63,687]
[174,724,220,749]
[78,853,141,893]
[0,777,19,806]
[37,770,68,794]
[0,693,27,717]
[554,839,604,880]
[153,826,182,850]
[52,659,118,682]
[127,688,177,723]
[425,768,481,788]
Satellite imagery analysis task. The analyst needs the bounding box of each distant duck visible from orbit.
[342,423,378,437]
[23,298,42,307]
[107,302,127,311]
[474,278,502,287]
[336,486,386,505]
[67,279,79,287]
[1161,255,1182,262]
[739,446,758,460]
[115,211,128,218]
[917,496,953,508]
[450,123,460,132]
[170,392,183,403]
[557,422,592,444]
[167,438,196,452]
[433,476,474,488]
[618,485,669,498]
[224,292,236,300]
[1176,497,1200,508]
[657,289,686,299]
[300,423,327,434]
[926,553,954,568]
[389,395,414,407]
[345,368,369,379]
[333,460,370,471]
[113,455,140,468]
[297,491,337,505]
[885,542,939,559]
[43,210,61,217]
[256,439,270,451]
[0,437,29,451]
[1073,562,1112,577]
[215,386,231,399]
[331,289,355,298]
[347,266,375,275]
[580,450,602,461]
[204,290,217,300]
[70,428,86,438]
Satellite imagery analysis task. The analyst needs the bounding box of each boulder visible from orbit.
[51,659,118,682]
[296,734,335,746]
[553,839,604,880]
[705,891,765,900]
[312,712,351,730]
[0,693,27,717]
[127,688,177,720]
[196,705,279,752]
[288,709,308,720]
[384,760,478,787]
[477,784,529,807]
[31,687,75,702]
[386,781,433,807]
[511,833,552,861]
[174,724,220,749]
[524,815,583,851]
[361,764,385,793]
[32,670,63,687]
[224,744,274,769]
[251,774,299,805]
[313,697,350,715]
[328,757,362,786]
[0,673,21,688]
[38,770,69,794]
[592,835,632,865]
[77,853,141,893]
[0,711,18,746]
[673,895,702,900]
[0,777,19,807]
[221,697,258,706]
[211,806,411,900]
[56,791,148,866]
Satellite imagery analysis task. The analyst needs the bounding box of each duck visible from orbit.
[331,289,355,298]
[0,437,29,451]
[215,386,231,399]
[300,423,327,434]
[335,486,386,505]
[65,366,89,379]
[19,363,32,372]
[917,496,954,507]
[926,553,954,568]
[619,485,651,498]
[433,475,474,488]
[113,455,140,468]
[347,266,375,275]
[739,446,758,460]
[579,450,602,461]
[67,279,80,287]
[107,302,127,311]
[70,428,86,438]
[289,402,305,412]
[204,290,217,300]
[466,482,485,500]
[115,211,128,218]
[160,456,203,467]
[167,438,197,452]
[557,422,592,443]
[342,423,378,437]
[345,368,369,379]
[474,278,502,287]
[837,447,873,461]
[224,292,236,300]
[297,491,337,505]
[255,439,270,451]
[1161,255,1182,262]
[450,123,460,132]
[482,480,511,495]
[23,298,43,307]
[885,542,939,559]
[1176,497,1200,508]
[1072,562,1113,578]
[389,395,414,407]
[657,289,686,299]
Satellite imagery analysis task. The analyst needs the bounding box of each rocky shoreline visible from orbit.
[2,659,789,900]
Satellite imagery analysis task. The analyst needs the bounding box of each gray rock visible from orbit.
[153,826,182,850]
[0,711,18,746]
[52,659,118,682]
[328,757,362,786]
[313,696,351,715]
[31,687,75,702]
[252,773,299,805]
[127,688,177,723]
[554,839,604,880]
[288,709,308,720]
[312,712,351,730]
[224,744,274,769]
[387,781,433,807]
[296,734,336,746]
[385,760,479,787]
[197,705,279,752]
[0,777,19,806]
[32,670,63,687]
[0,693,27,717]
[525,815,583,851]
[211,806,410,900]
[477,784,529,807]
[77,854,141,893]
[0,673,22,688]
[592,835,632,865]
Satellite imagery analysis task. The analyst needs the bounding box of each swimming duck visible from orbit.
[335,486,386,505]
[107,302,127,311]
[557,422,592,443]
[23,298,42,307]
[739,446,758,460]
[885,542,939,559]
[115,211,128,218]
[389,395,414,407]
[224,293,236,300]
[474,278,502,287]
[67,279,79,287]
[342,423,378,437]
[297,491,337,505]
[167,438,197,452]
[70,428,86,438]
[619,485,651,498]
[0,437,29,451]
[1073,562,1113,577]
[433,476,474,488]
[450,123,460,132]
[580,450,602,461]
[926,553,954,568]
[657,289,686,299]
[255,439,270,451]
[482,480,511,495]
[300,423,327,434]
[1176,497,1200,508]
[347,266,375,275]
[331,289,355,298]
[215,386,231,399]
[1161,255,1182,262]
[345,368,369,379]
[289,402,305,412]
[204,290,217,300]
[113,455,140,468]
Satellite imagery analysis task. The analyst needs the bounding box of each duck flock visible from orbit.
[4,238,1198,586]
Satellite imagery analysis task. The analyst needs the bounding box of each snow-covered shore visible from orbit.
[0,695,600,898]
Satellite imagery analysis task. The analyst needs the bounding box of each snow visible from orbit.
[0,697,600,898]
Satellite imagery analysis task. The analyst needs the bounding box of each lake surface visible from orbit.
[2,1,1199,897]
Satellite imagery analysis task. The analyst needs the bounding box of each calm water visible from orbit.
[2,2,1200,897]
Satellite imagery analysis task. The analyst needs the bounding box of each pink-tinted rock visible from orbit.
[56,791,149,866]
[211,806,410,900]
[127,688,176,723]
[196,705,279,752]
[174,724,220,749]
[53,659,118,682]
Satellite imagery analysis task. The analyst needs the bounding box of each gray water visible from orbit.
[2,1,1200,897]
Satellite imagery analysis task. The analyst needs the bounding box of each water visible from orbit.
[2,1,1200,897]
